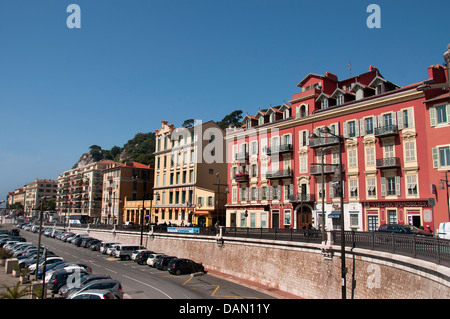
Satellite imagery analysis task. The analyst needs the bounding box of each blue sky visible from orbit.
[0,0,448,203]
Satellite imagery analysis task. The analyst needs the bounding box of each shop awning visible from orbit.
[328,211,341,218]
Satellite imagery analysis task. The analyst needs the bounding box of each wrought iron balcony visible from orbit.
[235,174,249,182]
[310,164,342,175]
[265,169,293,179]
[376,157,400,169]
[266,143,294,155]
[374,125,398,137]
[309,136,340,149]
[236,151,249,161]
[289,194,315,202]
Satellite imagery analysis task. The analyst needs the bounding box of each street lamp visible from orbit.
[310,125,347,299]
[34,195,52,288]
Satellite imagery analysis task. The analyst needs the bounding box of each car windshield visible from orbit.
[402,225,421,232]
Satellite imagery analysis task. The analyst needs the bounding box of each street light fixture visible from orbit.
[34,195,52,297]
[310,125,347,299]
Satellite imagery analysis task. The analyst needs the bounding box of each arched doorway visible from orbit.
[295,204,313,229]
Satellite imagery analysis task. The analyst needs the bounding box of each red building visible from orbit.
[225,51,449,234]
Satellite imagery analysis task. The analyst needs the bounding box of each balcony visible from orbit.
[289,194,315,202]
[236,151,249,161]
[266,169,293,179]
[309,136,340,149]
[266,143,293,155]
[376,157,400,169]
[374,125,398,137]
[235,174,249,183]
[310,165,342,175]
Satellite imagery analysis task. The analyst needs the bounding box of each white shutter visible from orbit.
[432,148,439,168]
[381,177,386,197]
[261,138,267,155]
[378,115,383,127]
[392,112,397,126]
[408,108,415,128]
[373,116,377,129]
[430,107,437,127]
[397,111,403,130]
[343,122,348,138]
[360,119,365,137]
[299,131,304,147]
[395,176,401,196]
[355,119,360,137]
[306,130,310,145]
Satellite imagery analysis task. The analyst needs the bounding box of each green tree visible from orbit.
[216,110,243,129]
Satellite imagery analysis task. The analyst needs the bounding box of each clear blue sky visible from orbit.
[0,0,448,204]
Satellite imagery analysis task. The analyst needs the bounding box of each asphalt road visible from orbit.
[16,226,276,300]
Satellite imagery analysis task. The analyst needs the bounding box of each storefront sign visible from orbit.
[363,201,428,208]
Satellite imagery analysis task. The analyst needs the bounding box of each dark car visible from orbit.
[135,251,153,265]
[154,256,177,271]
[59,274,112,298]
[377,224,433,236]
[89,240,102,251]
[167,258,205,275]
[47,268,89,294]
[81,238,98,248]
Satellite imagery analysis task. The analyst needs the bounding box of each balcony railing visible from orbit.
[309,136,340,148]
[265,169,293,179]
[236,151,249,161]
[374,125,398,137]
[310,165,342,175]
[376,157,400,169]
[266,143,293,155]
[235,174,249,182]
[289,194,315,202]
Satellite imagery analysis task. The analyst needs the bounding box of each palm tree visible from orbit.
[0,283,30,299]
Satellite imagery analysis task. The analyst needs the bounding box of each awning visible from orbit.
[328,211,341,218]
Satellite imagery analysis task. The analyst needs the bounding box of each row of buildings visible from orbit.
[6,45,450,233]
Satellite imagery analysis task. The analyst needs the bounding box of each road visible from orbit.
[17,227,276,299]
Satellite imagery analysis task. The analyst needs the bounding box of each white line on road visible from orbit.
[122,275,173,299]
[104,268,117,274]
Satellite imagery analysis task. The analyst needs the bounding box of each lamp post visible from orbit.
[310,125,347,299]
[34,195,52,286]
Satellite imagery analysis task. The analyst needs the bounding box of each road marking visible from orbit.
[104,268,117,274]
[122,275,172,299]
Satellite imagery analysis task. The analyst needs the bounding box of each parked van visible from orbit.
[438,222,450,239]
[114,245,146,260]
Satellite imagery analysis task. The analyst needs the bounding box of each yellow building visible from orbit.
[152,120,227,227]
[122,196,153,225]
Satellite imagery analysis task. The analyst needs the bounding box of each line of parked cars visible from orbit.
[16,222,207,297]
[15,223,123,299]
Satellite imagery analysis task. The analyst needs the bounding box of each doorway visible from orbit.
[296,205,312,229]
[272,211,280,228]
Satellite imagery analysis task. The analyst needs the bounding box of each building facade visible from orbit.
[101,161,154,225]
[151,120,227,227]
[226,61,449,233]
[24,179,58,217]
[56,160,116,223]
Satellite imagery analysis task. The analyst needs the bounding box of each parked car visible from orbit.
[29,256,65,272]
[89,240,102,251]
[131,249,150,261]
[45,262,92,283]
[438,222,450,239]
[377,224,433,236]
[47,268,90,294]
[114,245,146,260]
[135,251,154,265]
[105,243,121,255]
[154,256,177,271]
[146,253,166,267]
[65,279,124,299]
[99,242,120,254]
[167,258,205,275]
[59,274,112,298]
[67,289,118,299]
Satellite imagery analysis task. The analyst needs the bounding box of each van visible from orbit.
[114,245,146,260]
[438,222,450,239]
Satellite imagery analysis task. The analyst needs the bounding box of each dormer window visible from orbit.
[270,113,276,123]
[321,99,328,109]
[336,94,344,106]
[258,117,264,126]
[376,83,384,95]
[283,109,289,119]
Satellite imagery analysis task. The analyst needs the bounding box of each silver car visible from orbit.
[65,279,124,299]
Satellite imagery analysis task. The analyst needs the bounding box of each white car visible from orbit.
[29,256,65,272]
[131,249,149,261]
[44,263,92,283]
[99,242,120,254]
[146,253,166,267]
[68,289,118,299]
[106,244,121,256]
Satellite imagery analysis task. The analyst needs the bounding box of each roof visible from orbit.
[423,92,450,103]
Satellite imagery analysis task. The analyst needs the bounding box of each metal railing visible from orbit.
[374,124,398,137]
[42,222,450,266]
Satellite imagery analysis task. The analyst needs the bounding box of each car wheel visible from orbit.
[175,269,181,276]
[162,265,167,271]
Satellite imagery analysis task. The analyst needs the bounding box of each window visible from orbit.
[350,213,359,227]
[404,141,416,162]
[250,213,256,228]
[321,99,328,109]
[367,178,376,197]
[365,147,375,166]
[440,147,450,167]
[232,188,237,202]
[349,179,358,198]
[337,94,344,106]
[407,175,418,195]
[437,105,448,124]
[300,156,308,173]
[384,144,395,158]
[365,117,374,134]
[348,121,356,137]
[383,113,392,127]
[261,213,267,228]
[240,213,246,227]
[368,215,379,232]
[348,149,357,168]
[388,210,397,224]
[403,110,409,128]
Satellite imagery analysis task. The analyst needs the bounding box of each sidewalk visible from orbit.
[0,262,36,299]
